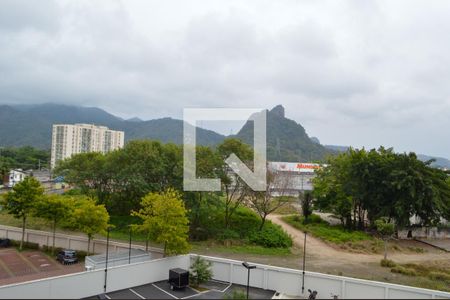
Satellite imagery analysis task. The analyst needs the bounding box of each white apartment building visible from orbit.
[50,124,124,168]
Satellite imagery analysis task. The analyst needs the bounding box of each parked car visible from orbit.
[56,250,78,265]
[0,238,11,248]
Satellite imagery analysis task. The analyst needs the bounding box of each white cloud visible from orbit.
[0,0,449,157]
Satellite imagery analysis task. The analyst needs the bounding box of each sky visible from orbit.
[0,0,450,158]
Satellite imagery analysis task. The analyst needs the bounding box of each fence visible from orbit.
[0,253,449,299]
[0,224,163,257]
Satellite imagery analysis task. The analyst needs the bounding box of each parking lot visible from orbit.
[0,248,84,286]
[89,280,276,299]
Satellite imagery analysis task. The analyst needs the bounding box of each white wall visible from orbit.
[0,255,190,299]
[197,255,450,299]
[0,254,449,299]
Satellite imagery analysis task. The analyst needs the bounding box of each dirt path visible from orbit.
[267,214,450,266]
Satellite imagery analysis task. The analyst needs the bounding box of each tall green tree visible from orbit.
[1,177,44,250]
[68,197,110,254]
[132,189,190,256]
[217,138,253,228]
[301,191,314,223]
[185,146,222,239]
[313,147,450,229]
[53,152,112,207]
[34,194,72,254]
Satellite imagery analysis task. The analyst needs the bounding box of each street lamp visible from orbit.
[242,262,256,299]
[128,226,132,264]
[104,227,111,293]
[302,231,307,294]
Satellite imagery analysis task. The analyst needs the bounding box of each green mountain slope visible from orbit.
[234,105,336,162]
[0,104,224,148]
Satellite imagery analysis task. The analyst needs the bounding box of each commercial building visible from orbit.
[50,124,124,168]
[268,162,324,196]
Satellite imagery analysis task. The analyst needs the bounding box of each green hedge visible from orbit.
[248,225,292,248]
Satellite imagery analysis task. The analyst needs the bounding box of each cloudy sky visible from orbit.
[1,0,450,158]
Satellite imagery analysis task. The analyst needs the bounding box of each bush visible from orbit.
[306,214,324,224]
[380,259,396,268]
[217,229,240,242]
[391,266,417,276]
[190,256,213,287]
[248,224,292,248]
[225,289,247,299]
[428,271,450,282]
[10,240,39,250]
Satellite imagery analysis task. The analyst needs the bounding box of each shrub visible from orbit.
[217,229,240,242]
[225,289,247,299]
[428,271,450,282]
[307,214,324,224]
[10,240,39,250]
[190,256,213,287]
[248,224,292,248]
[391,266,417,276]
[380,259,396,268]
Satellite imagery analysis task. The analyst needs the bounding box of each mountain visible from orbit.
[324,145,450,169]
[127,117,143,122]
[0,104,224,148]
[324,145,349,152]
[234,105,336,162]
[416,154,450,169]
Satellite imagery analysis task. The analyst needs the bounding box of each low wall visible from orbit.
[0,255,190,299]
[398,227,450,239]
[197,255,450,299]
[0,250,448,299]
[0,224,163,257]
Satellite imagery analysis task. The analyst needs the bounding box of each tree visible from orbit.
[185,146,222,240]
[0,156,13,183]
[1,177,44,250]
[248,169,291,230]
[53,152,112,208]
[132,189,190,256]
[34,194,72,254]
[217,138,253,229]
[375,217,395,260]
[68,197,110,254]
[313,147,450,229]
[189,256,213,287]
[301,191,314,223]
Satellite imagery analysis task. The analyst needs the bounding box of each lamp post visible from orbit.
[128,226,132,264]
[242,262,256,299]
[302,231,307,294]
[104,227,111,293]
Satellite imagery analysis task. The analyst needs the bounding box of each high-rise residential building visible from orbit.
[50,124,124,168]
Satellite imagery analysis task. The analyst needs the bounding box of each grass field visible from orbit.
[282,214,373,244]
